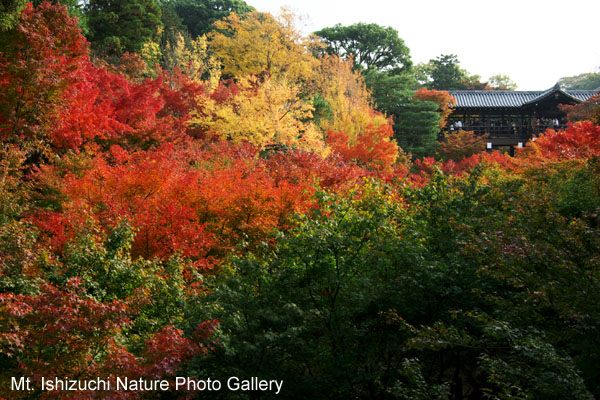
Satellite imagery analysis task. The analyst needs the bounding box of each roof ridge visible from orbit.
[449,90,543,94]
[450,88,596,108]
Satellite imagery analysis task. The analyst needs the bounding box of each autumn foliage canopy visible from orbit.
[1,3,600,399]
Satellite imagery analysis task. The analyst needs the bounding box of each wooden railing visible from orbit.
[445,124,568,138]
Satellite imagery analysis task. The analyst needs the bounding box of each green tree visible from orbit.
[363,69,431,156]
[364,69,417,113]
[426,54,467,90]
[170,0,253,38]
[196,184,452,399]
[559,70,600,90]
[194,165,599,399]
[158,2,189,52]
[315,22,412,72]
[488,73,518,90]
[42,220,194,333]
[420,54,489,90]
[0,0,27,31]
[363,70,441,157]
[459,73,490,89]
[86,0,163,57]
[394,99,440,158]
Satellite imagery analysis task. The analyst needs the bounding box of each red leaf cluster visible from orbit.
[0,2,88,144]
[30,143,368,269]
[327,122,399,171]
[518,121,600,163]
[0,279,130,379]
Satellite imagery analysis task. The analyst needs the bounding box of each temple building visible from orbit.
[447,84,598,153]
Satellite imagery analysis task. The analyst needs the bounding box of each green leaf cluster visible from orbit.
[196,160,600,399]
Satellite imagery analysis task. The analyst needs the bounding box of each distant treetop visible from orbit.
[86,0,163,57]
[417,54,498,91]
[314,22,412,73]
[170,0,254,38]
[559,70,600,90]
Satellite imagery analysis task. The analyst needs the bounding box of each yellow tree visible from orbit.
[315,55,389,138]
[190,76,328,155]
[162,32,221,88]
[314,55,398,168]
[209,9,318,84]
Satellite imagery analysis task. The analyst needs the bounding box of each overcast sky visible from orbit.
[247,0,600,90]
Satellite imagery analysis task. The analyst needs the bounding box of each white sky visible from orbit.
[247,0,600,90]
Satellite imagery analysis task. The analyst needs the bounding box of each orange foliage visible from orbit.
[262,150,369,189]
[30,143,366,269]
[560,94,600,125]
[411,151,513,185]
[49,62,209,151]
[518,121,600,163]
[413,88,456,128]
[327,122,399,171]
[439,130,489,161]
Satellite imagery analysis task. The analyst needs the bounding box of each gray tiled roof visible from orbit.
[449,87,598,109]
